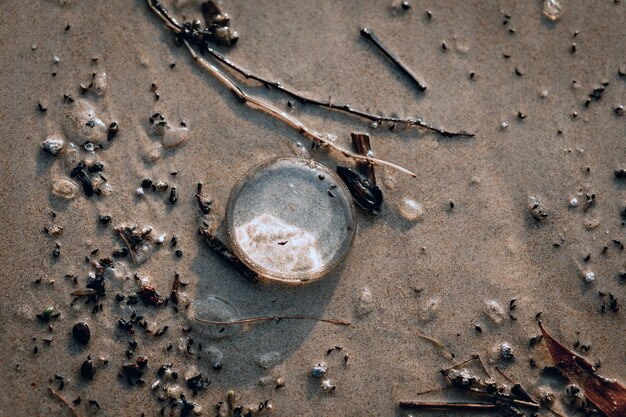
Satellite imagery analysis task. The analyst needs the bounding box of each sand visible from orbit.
[0,0,624,416]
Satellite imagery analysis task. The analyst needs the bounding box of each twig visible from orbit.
[115,227,136,262]
[48,387,80,417]
[182,40,416,177]
[466,388,540,409]
[195,315,350,326]
[360,27,427,92]
[399,401,497,410]
[417,331,455,361]
[146,2,472,144]
[198,227,259,282]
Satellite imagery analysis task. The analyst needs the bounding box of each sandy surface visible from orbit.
[0,0,624,416]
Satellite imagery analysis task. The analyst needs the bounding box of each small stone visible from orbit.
[81,357,94,379]
[92,72,108,96]
[569,197,579,207]
[163,126,189,148]
[529,195,548,221]
[43,137,64,155]
[144,144,162,162]
[356,287,375,316]
[500,342,514,359]
[500,121,508,129]
[484,300,505,324]
[53,55,60,64]
[399,198,424,221]
[542,0,562,21]
[52,178,79,199]
[136,187,144,196]
[321,379,335,392]
[311,363,327,378]
[584,271,595,283]
[291,141,310,158]
[72,322,91,345]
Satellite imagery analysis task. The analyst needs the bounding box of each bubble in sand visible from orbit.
[356,287,375,316]
[163,126,189,148]
[43,136,64,155]
[63,99,108,145]
[419,296,441,321]
[192,295,240,338]
[542,0,562,22]
[484,300,505,324]
[256,351,282,369]
[92,72,108,96]
[52,178,79,199]
[399,198,424,221]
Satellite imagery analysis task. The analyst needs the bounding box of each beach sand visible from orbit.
[0,1,624,416]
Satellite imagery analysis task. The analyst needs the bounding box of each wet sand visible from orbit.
[0,1,624,416]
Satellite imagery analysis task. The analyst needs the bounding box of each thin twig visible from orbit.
[195,315,350,326]
[416,331,455,361]
[399,401,497,410]
[360,27,427,92]
[48,387,80,417]
[182,40,417,177]
[115,227,136,262]
[466,388,540,409]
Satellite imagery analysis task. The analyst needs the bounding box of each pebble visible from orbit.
[311,363,327,378]
[569,196,579,207]
[399,198,424,221]
[92,72,108,96]
[52,178,79,199]
[144,144,162,162]
[163,126,189,148]
[484,299,505,324]
[356,287,375,316]
[321,378,336,392]
[62,99,108,145]
[256,351,281,369]
[500,121,508,130]
[584,271,595,283]
[543,0,563,21]
[528,195,548,221]
[42,136,64,155]
[72,322,91,345]
[500,342,514,359]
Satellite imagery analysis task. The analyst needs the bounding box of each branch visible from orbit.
[182,40,417,177]
[195,315,350,326]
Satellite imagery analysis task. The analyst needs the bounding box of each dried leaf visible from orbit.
[539,322,626,417]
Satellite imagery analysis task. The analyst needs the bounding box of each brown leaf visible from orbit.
[539,322,626,417]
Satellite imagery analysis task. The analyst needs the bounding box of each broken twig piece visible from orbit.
[360,27,428,92]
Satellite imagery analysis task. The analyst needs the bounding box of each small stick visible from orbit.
[417,331,455,361]
[399,401,497,410]
[198,227,259,282]
[115,227,136,262]
[360,27,427,92]
[48,387,80,417]
[351,132,376,184]
[182,40,416,177]
[466,388,540,409]
[196,315,350,326]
